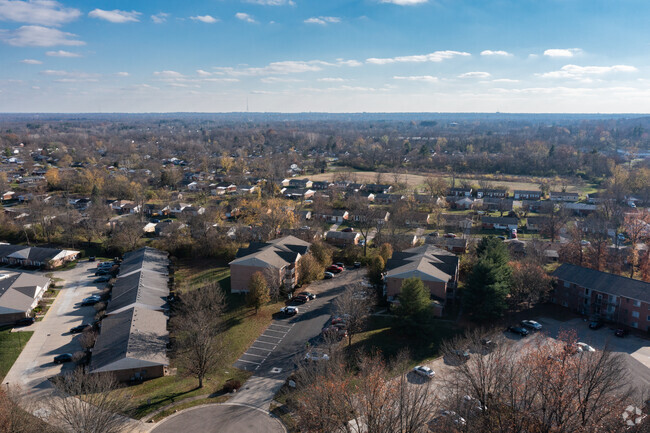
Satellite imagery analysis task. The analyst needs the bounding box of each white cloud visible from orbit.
[191,15,218,23]
[491,78,519,83]
[46,49,80,57]
[216,60,330,76]
[318,77,346,82]
[380,0,428,5]
[196,69,212,77]
[151,12,169,24]
[261,76,303,83]
[243,0,295,5]
[235,12,256,23]
[539,64,638,79]
[337,59,362,67]
[480,50,512,57]
[115,71,129,77]
[202,78,239,83]
[393,75,438,83]
[0,25,84,46]
[543,48,582,58]
[0,0,80,26]
[88,9,140,23]
[154,70,184,78]
[21,58,42,64]
[39,69,99,82]
[459,71,491,79]
[304,16,340,25]
[366,50,470,64]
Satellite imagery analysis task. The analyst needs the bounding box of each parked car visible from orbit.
[94,269,110,276]
[323,272,334,279]
[88,256,96,262]
[280,306,299,316]
[444,233,457,238]
[413,365,435,378]
[322,326,347,340]
[615,328,628,338]
[293,294,309,303]
[298,291,316,300]
[589,320,603,330]
[331,315,350,325]
[342,227,354,232]
[334,262,345,269]
[508,326,529,337]
[353,262,361,269]
[80,295,101,306]
[70,324,91,334]
[326,265,343,273]
[359,240,366,246]
[521,320,543,331]
[452,349,470,362]
[15,317,35,327]
[576,342,596,353]
[428,231,440,237]
[94,275,111,283]
[304,351,330,362]
[53,353,73,364]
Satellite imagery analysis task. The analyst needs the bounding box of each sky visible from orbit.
[0,0,649,113]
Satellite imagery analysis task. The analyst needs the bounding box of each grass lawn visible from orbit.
[347,315,460,364]
[0,327,33,381]
[120,259,286,419]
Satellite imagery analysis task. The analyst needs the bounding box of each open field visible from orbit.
[301,170,595,194]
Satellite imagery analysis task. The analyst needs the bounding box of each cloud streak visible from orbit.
[539,64,637,79]
[0,25,84,46]
[304,16,340,25]
[366,50,470,64]
[88,9,141,23]
[191,15,218,23]
[543,48,582,58]
[0,0,80,26]
[46,49,80,57]
[480,50,512,57]
[393,75,438,83]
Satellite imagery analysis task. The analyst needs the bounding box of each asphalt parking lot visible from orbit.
[3,261,111,396]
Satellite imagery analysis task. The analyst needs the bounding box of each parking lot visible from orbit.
[3,261,112,397]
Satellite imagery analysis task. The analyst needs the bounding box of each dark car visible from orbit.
[94,269,110,276]
[327,265,343,273]
[15,317,35,327]
[342,227,354,232]
[80,295,101,306]
[94,275,111,283]
[508,326,529,337]
[53,353,73,364]
[88,256,96,262]
[615,328,628,338]
[298,291,316,300]
[452,349,471,362]
[589,320,603,330]
[353,262,362,269]
[293,294,309,303]
[323,272,334,279]
[70,324,91,334]
[334,262,345,269]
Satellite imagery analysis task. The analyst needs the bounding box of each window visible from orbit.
[632,322,638,329]
[585,288,590,296]
[647,315,650,322]
[633,300,641,307]
[610,295,617,303]
[632,311,640,318]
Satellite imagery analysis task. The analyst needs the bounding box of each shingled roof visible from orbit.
[0,271,50,316]
[552,263,650,303]
[385,245,458,284]
[230,235,310,269]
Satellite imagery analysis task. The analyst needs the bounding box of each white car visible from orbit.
[521,320,543,331]
[413,365,435,379]
[576,342,596,353]
[304,351,329,361]
[280,306,298,316]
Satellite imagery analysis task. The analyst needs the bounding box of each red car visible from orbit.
[327,265,343,273]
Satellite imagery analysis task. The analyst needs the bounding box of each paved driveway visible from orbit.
[152,404,286,433]
[4,262,111,394]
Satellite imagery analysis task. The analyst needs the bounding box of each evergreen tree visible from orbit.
[397,277,431,319]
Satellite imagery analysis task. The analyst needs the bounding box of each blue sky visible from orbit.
[0,0,649,112]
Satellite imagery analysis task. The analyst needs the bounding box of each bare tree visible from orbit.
[47,368,130,433]
[624,209,650,278]
[172,282,226,388]
[334,284,374,346]
[540,202,568,243]
[108,215,143,253]
[0,386,57,433]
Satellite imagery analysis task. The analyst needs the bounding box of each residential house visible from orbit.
[405,212,431,227]
[481,216,519,230]
[514,190,542,200]
[110,200,140,214]
[325,231,361,247]
[169,202,192,214]
[317,209,349,224]
[385,245,459,316]
[449,187,472,197]
[181,206,206,217]
[550,191,580,202]
[2,191,15,201]
[552,263,650,331]
[211,181,237,196]
[350,210,390,225]
[455,197,476,210]
[0,271,50,325]
[521,200,544,213]
[144,204,170,217]
[374,193,403,205]
[288,178,312,189]
[365,184,393,194]
[526,216,544,231]
[426,237,468,254]
[229,236,311,293]
[0,245,79,269]
[477,189,508,199]
[282,188,315,200]
[311,181,331,190]
[236,185,258,195]
[564,202,597,216]
[481,198,514,213]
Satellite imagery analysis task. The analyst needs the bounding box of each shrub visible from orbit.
[223,379,242,393]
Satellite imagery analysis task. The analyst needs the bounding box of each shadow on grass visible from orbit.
[129,386,201,419]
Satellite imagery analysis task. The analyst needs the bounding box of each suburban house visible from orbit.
[0,245,79,269]
[110,200,140,214]
[449,187,472,197]
[282,188,315,200]
[552,263,650,331]
[229,236,311,293]
[211,182,237,195]
[481,216,519,230]
[521,200,544,212]
[311,181,331,190]
[550,191,580,202]
[405,212,431,227]
[426,236,468,254]
[169,202,192,214]
[350,210,390,225]
[455,197,476,210]
[384,245,459,316]
[0,271,50,325]
[374,193,403,205]
[144,204,170,217]
[477,189,508,199]
[514,190,542,200]
[564,202,597,216]
[481,198,514,213]
[90,247,170,382]
[526,216,544,231]
[317,209,349,223]
[288,178,313,189]
[325,231,361,247]
[1,191,15,201]
[365,184,393,194]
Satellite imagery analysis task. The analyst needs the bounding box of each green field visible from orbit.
[0,327,32,381]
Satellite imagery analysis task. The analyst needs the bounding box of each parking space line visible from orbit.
[269,324,291,331]
[252,343,276,350]
[242,352,266,358]
[263,330,287,338]
[258,335,282,343]
[236,359,262,365]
